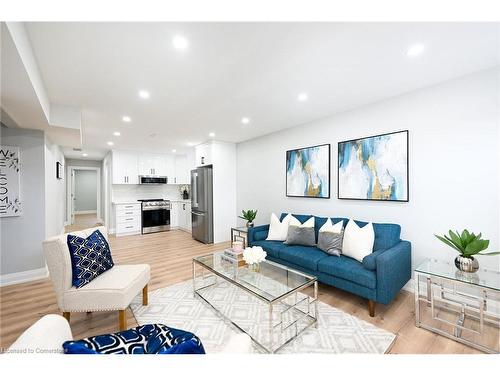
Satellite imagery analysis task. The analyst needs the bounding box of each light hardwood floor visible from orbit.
[0,229,484,353]
[65,213,103,232]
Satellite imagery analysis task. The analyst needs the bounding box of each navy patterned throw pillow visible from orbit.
[67,229,114,288]
[62,324,206,354]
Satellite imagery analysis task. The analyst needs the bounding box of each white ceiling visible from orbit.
[6,22,500,159]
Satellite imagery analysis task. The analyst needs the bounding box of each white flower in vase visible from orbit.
[243,246,267,271]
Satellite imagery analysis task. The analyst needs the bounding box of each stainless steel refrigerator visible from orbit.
[191,165,214,244]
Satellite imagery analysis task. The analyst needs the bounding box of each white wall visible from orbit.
[44,136,66,238]
[237,68,500,273]
[0,126,46,277]
[74,170,97,212]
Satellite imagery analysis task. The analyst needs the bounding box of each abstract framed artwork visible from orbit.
[338,130,409,202]
[286,144,330,198]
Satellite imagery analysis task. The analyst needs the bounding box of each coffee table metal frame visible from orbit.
[192,254,318,353]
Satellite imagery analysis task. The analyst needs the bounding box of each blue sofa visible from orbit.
[248,213,411,317]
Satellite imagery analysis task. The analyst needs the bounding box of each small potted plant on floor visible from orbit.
[239,209,257,228]
[435,229,499,272]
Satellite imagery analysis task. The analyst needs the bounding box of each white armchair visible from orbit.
[42,226,150,330]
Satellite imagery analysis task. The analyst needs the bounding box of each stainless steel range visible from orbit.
[139,199,171,234]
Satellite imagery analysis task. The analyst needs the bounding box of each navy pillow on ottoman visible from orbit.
[67,229,114,288]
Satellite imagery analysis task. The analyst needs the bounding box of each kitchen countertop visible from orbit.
[112,199,191,205]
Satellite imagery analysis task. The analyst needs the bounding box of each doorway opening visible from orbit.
[66,166,102,232]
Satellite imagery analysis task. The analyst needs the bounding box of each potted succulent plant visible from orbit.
[238,209,257,228]
[435,229,499,273]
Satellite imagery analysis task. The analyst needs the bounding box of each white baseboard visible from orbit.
[75,210,97,215]
[0,267,49,287]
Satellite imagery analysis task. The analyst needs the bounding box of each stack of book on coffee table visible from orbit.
[221,248,246,268]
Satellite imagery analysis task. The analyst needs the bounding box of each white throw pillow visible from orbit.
[342,219,375,262]
[319,218,343,234]
[266,213,295,241]
[291,216,314,228]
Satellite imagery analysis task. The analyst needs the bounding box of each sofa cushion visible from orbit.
[317,217,401,252]
[279,246,329,271]
[285,218,316,247]
[251,240,286,259]
[253,230,268,241]
[280,213,313,225]
[317,256,376,289]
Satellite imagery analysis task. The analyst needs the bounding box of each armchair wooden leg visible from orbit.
[119,310,127,331]
[142,284,148,306]
[62,312,71,322]
[368,300,376,317]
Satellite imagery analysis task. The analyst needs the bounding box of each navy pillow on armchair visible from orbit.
[67,229,114,288]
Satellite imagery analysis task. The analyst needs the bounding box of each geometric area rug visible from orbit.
[130,279,396,354]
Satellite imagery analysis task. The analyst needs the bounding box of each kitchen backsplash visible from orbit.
[112,184,189,202]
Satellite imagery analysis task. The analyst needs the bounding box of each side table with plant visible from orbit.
[435,229,499,272]
[239,209,257,228]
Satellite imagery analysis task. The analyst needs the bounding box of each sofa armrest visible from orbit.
[376,240,412,305]
[7,314,73,354]
[247,225,269,246]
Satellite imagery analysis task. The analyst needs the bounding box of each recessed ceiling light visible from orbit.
[406,43,425,57]
[187,142,195,146]
[82,153,88,157]
[113,131,121,136]
[241,117,250,124]
[138,90,150,99]
[172,35,189,50]
[209,132,215,138]
[107,141,114,146]
[122,116,131,123]
[172,149,177,153]
[297,93,308,102]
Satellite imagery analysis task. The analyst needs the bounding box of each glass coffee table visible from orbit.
[192,251,318,353]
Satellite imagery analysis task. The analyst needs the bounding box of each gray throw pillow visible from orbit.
[317,230,344,256]
[284,225,316,247]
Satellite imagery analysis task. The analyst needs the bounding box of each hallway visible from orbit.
[65,213,103,233]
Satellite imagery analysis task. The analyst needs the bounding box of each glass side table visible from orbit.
[231,226,249,248]
[414,258,500,353]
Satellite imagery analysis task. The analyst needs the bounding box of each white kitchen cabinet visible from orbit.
[113,203,141,236]
[164,154,175,183]
[138,153,170,177]
[195,143,212,167]
[173,155,190,184]
[179,201,192,232]
[112,151,139,184]
[170,201,179,227]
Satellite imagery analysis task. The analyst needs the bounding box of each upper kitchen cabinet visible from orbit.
[173,155,190,184]
[112,150,139,184]
[195,143,213,167]
[138,153,172,177]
